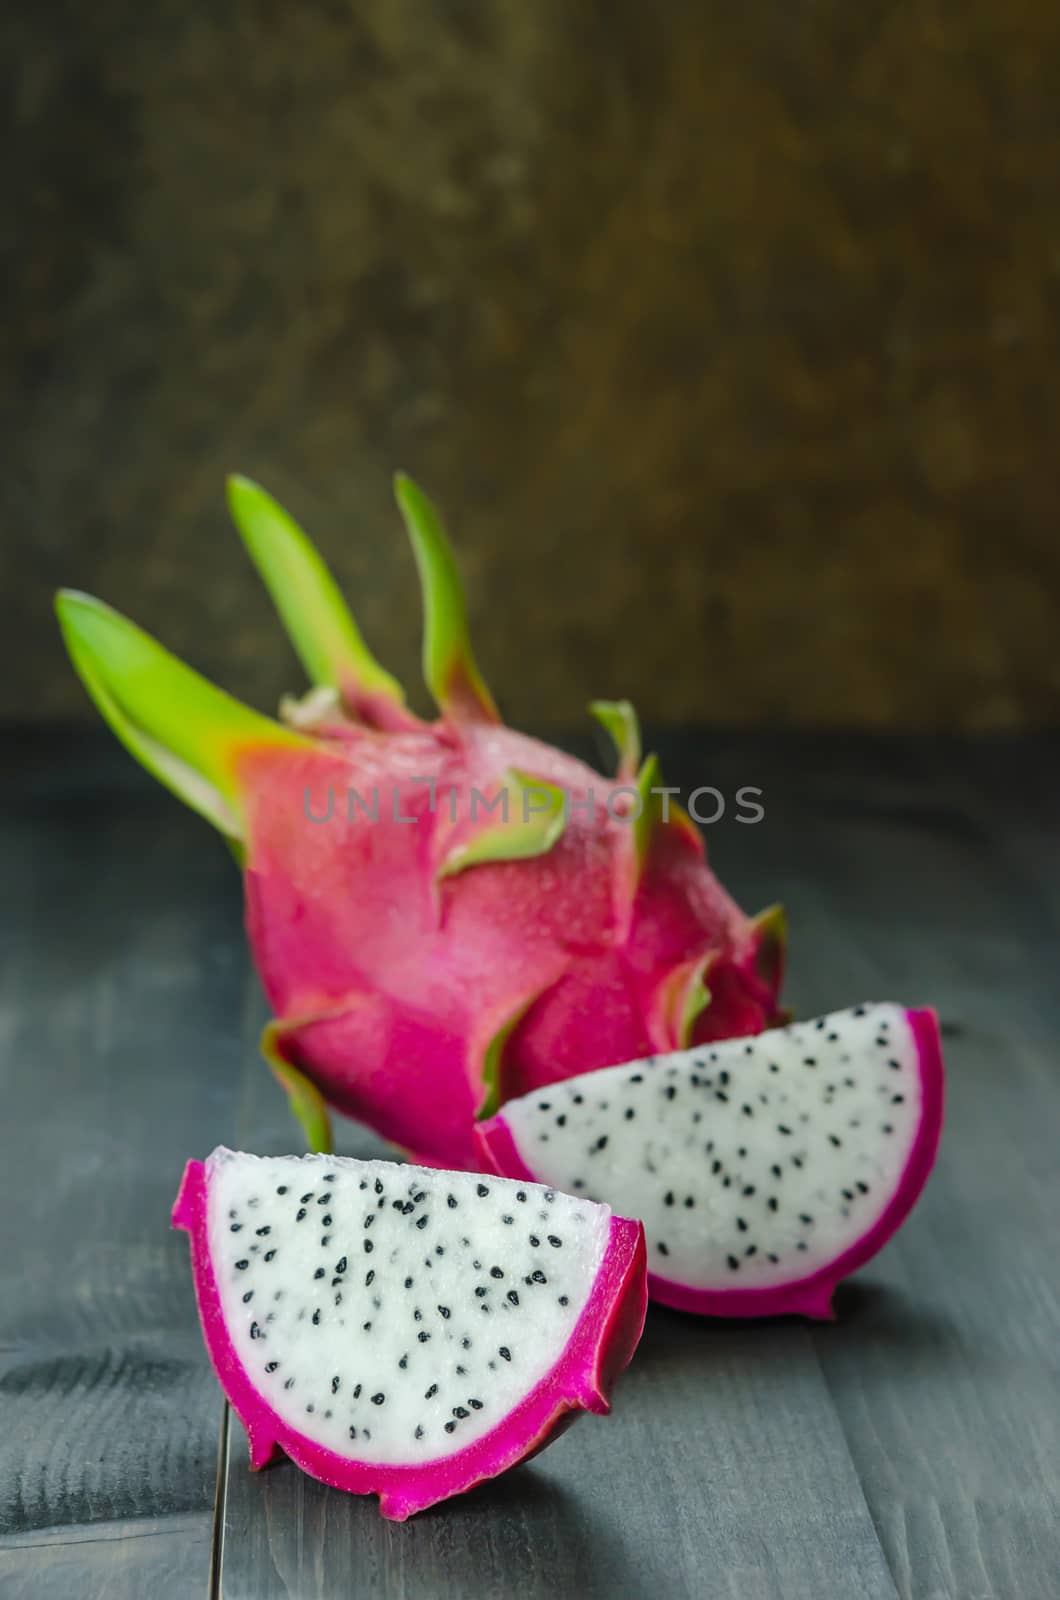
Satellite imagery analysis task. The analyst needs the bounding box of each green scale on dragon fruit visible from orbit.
[478,1004,944,1319]
[58,472,786,1168]
[173,1151,646,1519]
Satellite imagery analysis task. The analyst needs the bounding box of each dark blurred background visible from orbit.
[6,0,1060,731]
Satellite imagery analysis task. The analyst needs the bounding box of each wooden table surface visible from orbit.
[1,728,1057,1600]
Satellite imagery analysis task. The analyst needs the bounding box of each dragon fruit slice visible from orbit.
[478,1004,944,1319]
[57,473,785,1165]
[173,1148,646,1519]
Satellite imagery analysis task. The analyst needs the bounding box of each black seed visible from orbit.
[856,1181,870,1194]
[797,1241,808,1251]
[742,1105,754,1117]
[745,1245,757,1257]
[625,1107,635,1120]
[793,1156,804,1168]
[364,1214,375,1229]
[664,1086,677,1102]
[558,1295,569,1306]
[664,1191,674,1207]
[548,1235,562,1248]
[842,1188,854,1201]
[594,1134,608,1150]
[425,1383,439,1399]
[364,1241,373,1254]
[711,1160,722,1175]
[778,1124,792,1136]
[684,1195,695,1208]
[322,1215,332,1228]
[475,1286,487,1298]
[276,1186,288,1195]
[437,1305,451,1319]
[744,1043,753,1055]
[365,1270,375,1288]
[516,1191,527,1202]
[892,1093,905,1104]
[828,1135,842,1147]
[469,1398,483,1410]
[306,1403,315,1414]
[266,1361,278,1373]
[363,1321,372,1331]
[418,1331,430,1342]
[399,1355,408,1370]
[332,1376,340,1394]
[234,1260,250,1272]
[334,1256,347,1274]
[531,1270,546,1284]
[529,1234,540,1247]
[416,1216,428,1230]
[888,1059,901,1071]
[771,1164,782,1178]
[414,1191,427,1203]
[769,1063,780,1073]
[404,1276,413,1289]
[374,1179,383,1195]
[883,1123,894,1134]
[727,1255,740,1270]
[743,1185,756,1197]
[719,1070,730,1086]
[738,1147,747,1158]
[507,1290,520,1306]
[501,1216,513,1226]
[462,1336,471,1349]
[722,1176,731,1188]
[447,1194,458,1209]
[301,1193,314,1204]
[415,1425,424,1440]
[264,1250,276,1262]
[230,1224,242,1233]
[658,1241,670,1256]
[314,1267,325,1280]
[318,1194,332,1206]
[296,1208,307,1221]
[768,1253,779,1264]
[572,1093,584,1103]
[371,1393,385,1406]
[445,1421,457,1434]
[312,1309,321,1325]
[476,1184,489,1197]
[715,1091,729,1103]
[768,1198,778,1212]
[538,1101,551,1111]
[354,1384,362,1398]
[800,1213,813,1225]
[250,1322,262,1339]
[285,1378,295,1389]
[453,1405,469,1419]
[736,1218,748,1232]
[803,1058,817,1068]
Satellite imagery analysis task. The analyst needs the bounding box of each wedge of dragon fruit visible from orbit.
[57,474,785,1165]
[173,1149,646,1519]
[477,1004,944,1319]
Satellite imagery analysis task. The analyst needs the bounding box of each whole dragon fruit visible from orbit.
[57,475,785,1166]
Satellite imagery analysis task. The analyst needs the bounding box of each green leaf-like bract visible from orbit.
[589,699,641,780]
[227,474,406,708]
[55,589,310,842]
[437,770,566,879]
[394,472,499,723]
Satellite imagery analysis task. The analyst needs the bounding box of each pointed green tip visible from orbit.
[227,474,405,709]
[393,472,499,723]
[437,770,566,879]
[56,588,307,841]
[632,751,662,873]
[751,903,787,991]
[260,1022,334,1154]
[589,699,641,779]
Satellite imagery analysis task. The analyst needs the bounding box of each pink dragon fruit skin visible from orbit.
[57,473,785,1164]
[173,1151,647,1519]
[477,1005,945,1319]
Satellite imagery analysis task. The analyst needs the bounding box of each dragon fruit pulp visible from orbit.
[57,473,786,1166]
[478,1004,944,1319]
[173,1149,646,1519]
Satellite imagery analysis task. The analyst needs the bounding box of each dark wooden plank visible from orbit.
[0,735,247,1596]
[721,734,1060,1600]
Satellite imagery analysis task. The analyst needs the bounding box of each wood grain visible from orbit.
[3,730,1059,1599]
[0,735,243,1594]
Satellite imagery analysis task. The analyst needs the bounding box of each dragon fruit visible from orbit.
[173,1148,646,1519]
[57,473,785,1165]
[478,1004,944,1318]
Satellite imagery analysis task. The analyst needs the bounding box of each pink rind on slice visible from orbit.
[477,1007,944,1322]
[172,1160,647,1520]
